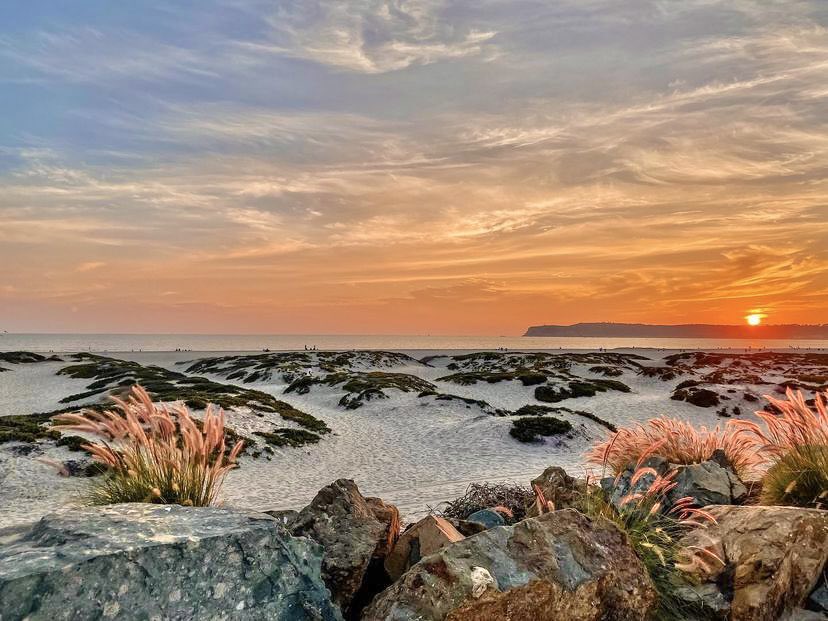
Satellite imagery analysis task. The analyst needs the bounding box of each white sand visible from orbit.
[0,350,760,526]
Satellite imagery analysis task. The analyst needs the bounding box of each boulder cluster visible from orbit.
[1,466,826,621]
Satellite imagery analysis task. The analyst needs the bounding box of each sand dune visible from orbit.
[2,348,823,526]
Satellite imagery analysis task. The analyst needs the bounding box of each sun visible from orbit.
[746,314,762,326]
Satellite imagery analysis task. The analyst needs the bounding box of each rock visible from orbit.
[265,508,299,526]
[365,509,657,621]
[364,496,401,560]
[807,577,828,613]
[678,505,828,621]
[0,503,341,621]
[290,479,400,618]
[671,460,748,507]
[466,509,505,530]
[782,610,828,621]
[603,457,747,510]
[384,515,465,581]
[600,456,669,508]
[527,466,585,517]
[672,582,731,617]
[447,518,487,537]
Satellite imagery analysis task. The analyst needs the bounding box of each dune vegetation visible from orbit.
[53,385,243,507]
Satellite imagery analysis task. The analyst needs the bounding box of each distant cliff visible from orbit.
[524,323,828,339]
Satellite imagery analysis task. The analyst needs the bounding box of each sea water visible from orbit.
[2,333,828,352]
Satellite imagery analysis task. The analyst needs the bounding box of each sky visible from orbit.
[1,0,827,335]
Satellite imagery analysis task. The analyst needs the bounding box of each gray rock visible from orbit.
[808,579,828,613]
[0,503,341,621]
[466,509,505,529]
[672,582,731,618]
[671,460,748,507]
[600,456,669,508]
[364,509,657,621]
[603,457,747,510]
[782,610,828,621]
[265,508,300,526]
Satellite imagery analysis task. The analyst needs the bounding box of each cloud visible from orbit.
[0,27,219,83]
[255,0,497,73]
[76,262,106,272]
[1,1,827,331]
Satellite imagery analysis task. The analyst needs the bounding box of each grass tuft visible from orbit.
[53,385,243,507]
[734,388,828,508]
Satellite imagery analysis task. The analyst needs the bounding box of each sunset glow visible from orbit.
[1,2,827,334]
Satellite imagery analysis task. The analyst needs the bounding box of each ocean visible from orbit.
[2,333,828,353]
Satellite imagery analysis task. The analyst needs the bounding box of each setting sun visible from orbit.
[746,314,763,326]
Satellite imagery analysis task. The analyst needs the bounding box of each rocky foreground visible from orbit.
[1,466,826,621]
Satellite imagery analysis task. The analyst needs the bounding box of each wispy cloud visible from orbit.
[76,262,106,272]
[252,0,497,73]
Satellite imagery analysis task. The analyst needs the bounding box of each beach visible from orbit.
[1,346,825,526]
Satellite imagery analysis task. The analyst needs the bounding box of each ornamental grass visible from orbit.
[733,388,828,508]
[53,385,243,507]
[585,416,760,480]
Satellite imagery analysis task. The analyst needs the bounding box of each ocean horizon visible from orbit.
[3,333,828,353]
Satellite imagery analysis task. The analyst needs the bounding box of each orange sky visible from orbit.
[1,2,827,334]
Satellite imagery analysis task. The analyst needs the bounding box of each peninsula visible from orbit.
[524,322,828,339]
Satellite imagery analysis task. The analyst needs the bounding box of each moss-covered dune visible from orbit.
[431,351,649,374]
[184,350,425,384]
[286,371,436,409]
[432,352,643,398]
[589,365,624,377]
[435,369,555,386]
[534,379,631,403]
[0,351,63,364]
[54,354,329,447]
[0,412,60,444]
[636,366,678,381]
[658,351,828,409]
[512,404,617,432]
[416,391,511,416]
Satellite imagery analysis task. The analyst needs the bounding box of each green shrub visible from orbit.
[509,416,571,443]
[760,445,828,508]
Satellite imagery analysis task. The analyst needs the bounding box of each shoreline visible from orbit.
[4,345,828,355]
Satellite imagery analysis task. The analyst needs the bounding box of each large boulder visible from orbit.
[0,503,341,621]
[364,509,657,621]
[290,479,399,617]
[678,505,828,621]
[385,515,465,580]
